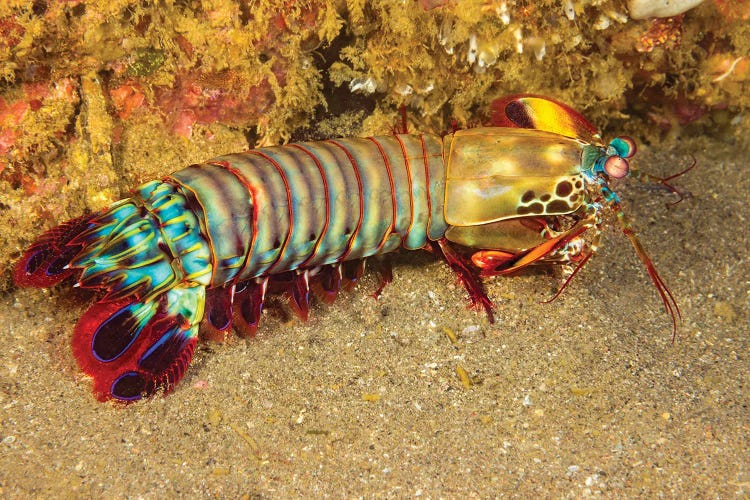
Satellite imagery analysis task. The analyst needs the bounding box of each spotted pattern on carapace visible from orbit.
[517,202,544,215]
[516,175,585,217]
[521,190,535,203]
[556,181,573,197]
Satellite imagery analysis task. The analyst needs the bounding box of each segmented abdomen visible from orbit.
[169,134,447,287]
[13,132,451,401]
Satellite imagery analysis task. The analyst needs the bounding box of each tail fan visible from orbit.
[72,285,205,402]
[15,198,184,303]
[14,213,96,288]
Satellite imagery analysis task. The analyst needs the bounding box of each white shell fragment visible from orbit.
[525,37,546,62]
[628,0,705,20]
[563,0,575,21]
[606,9,629,24]
[594,14,611,30]
[513,28,523,54]
[349,77,377,94]
[498,0,510,25]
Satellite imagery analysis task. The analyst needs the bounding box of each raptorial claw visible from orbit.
[433,239,495,323]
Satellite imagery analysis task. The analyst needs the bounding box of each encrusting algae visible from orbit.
[1,0,749,290]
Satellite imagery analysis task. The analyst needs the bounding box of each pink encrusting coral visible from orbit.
[0,80,77,181]
[0,84,48,158]
[153,73,275,139]
[109,82,145,121]
[109,71,277,139]
[0,98,27,166]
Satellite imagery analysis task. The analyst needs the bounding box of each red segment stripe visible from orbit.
[420,135,433,240]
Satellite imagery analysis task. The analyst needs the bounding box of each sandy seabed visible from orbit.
[1,136,747,497]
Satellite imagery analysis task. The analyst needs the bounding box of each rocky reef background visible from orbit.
[1,0,748,286]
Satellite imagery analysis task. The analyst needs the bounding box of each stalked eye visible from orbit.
[604,156,630,179]
[110,371,146,401]
[609,136,636,159]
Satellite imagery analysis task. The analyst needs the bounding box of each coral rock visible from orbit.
[628,0,704,19]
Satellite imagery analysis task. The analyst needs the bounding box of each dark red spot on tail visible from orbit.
[111,372,147,401]
[91,303,144,362]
